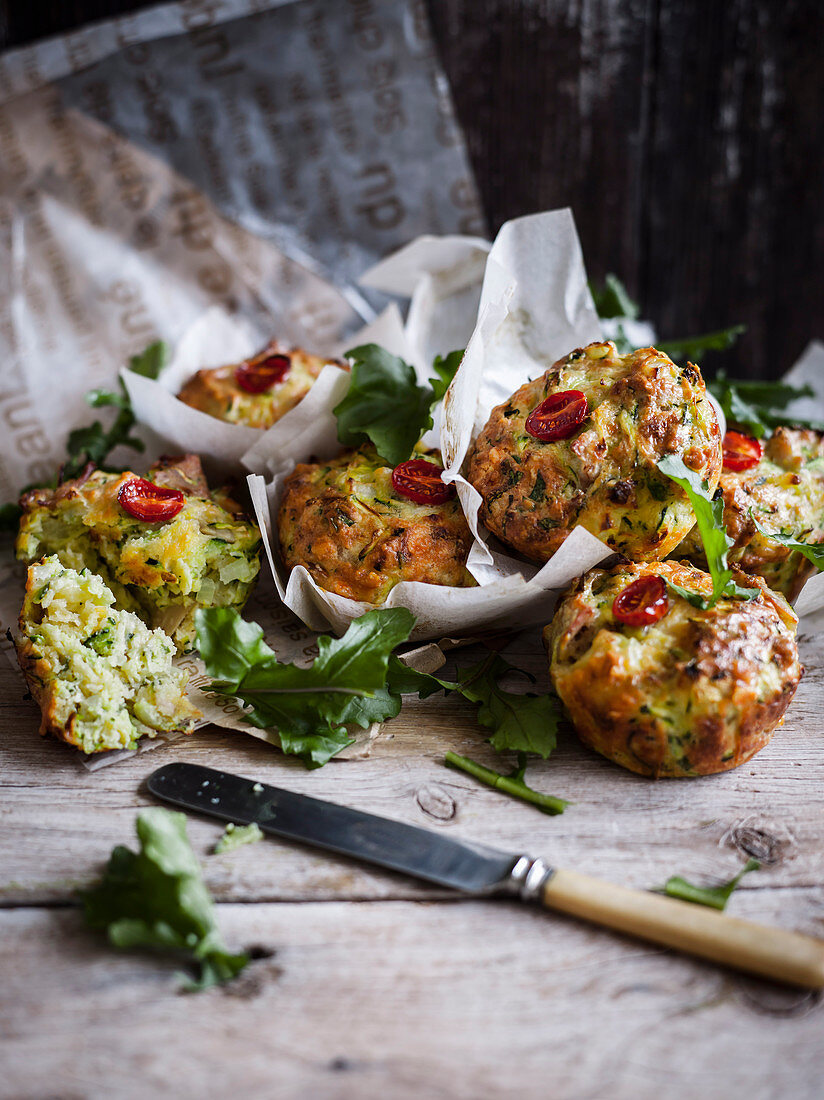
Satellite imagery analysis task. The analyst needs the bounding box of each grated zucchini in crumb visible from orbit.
[16,557,201,754]
[15,455,261,652]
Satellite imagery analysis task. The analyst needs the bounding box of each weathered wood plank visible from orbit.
[1,896,822,1100]
[3,629,824,911]
[428,0,824,382]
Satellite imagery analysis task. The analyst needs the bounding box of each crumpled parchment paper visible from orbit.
[0,0,484,765]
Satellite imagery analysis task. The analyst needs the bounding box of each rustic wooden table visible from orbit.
[1,2,823,1096]
[2,617,823,1098]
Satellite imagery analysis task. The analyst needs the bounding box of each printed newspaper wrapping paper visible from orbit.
[0,0,483,765]
[0,0,484,502]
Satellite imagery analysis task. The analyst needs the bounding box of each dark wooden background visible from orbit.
[1,0,822,381]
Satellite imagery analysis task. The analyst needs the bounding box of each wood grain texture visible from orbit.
[1,627,823,1096]
[1,897,822,1100]
[426,0,824,381]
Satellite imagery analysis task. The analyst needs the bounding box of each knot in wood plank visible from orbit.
[727,824,785,865]
[415,784,457,821]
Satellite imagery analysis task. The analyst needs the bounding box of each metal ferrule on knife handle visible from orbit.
[507,855,555,901]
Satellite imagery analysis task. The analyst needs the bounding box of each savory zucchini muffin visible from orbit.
[178,340,346,429]
[467,342,722,563]
[16,557,199,754]
[677,427,824,600]
[544,559,802,778]
[16,455,261,650]
[278,446,475,603]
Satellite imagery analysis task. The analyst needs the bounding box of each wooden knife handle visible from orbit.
[541,867,824,989]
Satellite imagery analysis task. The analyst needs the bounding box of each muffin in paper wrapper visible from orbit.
[245,210,619,641]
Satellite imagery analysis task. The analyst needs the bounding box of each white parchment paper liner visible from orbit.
[360,234,492,374]
[122,304,415,480]
[245,210,619,640]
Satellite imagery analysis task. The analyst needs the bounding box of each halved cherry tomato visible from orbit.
[525,389,588,441]
[118,477,185,523]
[612,575,669,627]
[391,459,455,505]
[235,352,291,393]
[722,430,763,472]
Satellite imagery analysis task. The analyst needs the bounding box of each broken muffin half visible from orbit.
[16,556,200,754]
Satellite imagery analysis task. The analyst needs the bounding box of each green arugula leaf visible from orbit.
[657,858,760,910]
[334,344,463,466]
[657,325,746,365]
[388,650,562,759]
[1,341,167,519]
[62,381,146,480]
[709,372,823,438]
[429,349,463,403]
[214,822,264,854]
[445,751,568,815]
[335,344,434,466]
[657,454,759,607]
[385,655,458,698]
[589,274,639,321]
[195,607,416,768]
[81,807,248,991]
[194,607,276,691]
[456,654,561,758]
[589,274,744,365]
[751,516,824,570]
[63,341,167,477]
[388,647,563,762]
[128,340,169,379]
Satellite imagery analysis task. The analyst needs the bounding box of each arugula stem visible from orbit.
[444,751,567,815]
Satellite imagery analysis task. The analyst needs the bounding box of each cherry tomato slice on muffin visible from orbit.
[235,352,292,394]
[391,459,455,505]
[612,575,669,627]
[722,429,763,472]
[118,477,185,523]
[524,390,588,441]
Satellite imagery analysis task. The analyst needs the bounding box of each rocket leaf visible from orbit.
[429,349,464,403]
[657,325,746,365]
[751,516,824,571]
[334,344,463,466]
[391,650,562,760]
[455,654,562,759]
[657,454,759,607]
[657,858,760,910]
[195,606,416,768]
[589,274,640,321]
[445,751,568,815]
[709,372,823,438]
[81,807,248,991]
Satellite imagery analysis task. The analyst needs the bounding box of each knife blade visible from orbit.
[147,761,529,895]
[147,761,824,989]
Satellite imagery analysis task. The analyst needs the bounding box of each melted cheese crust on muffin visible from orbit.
[544,559,801,778]
[16,456,260,650]
[677,427,824,600]
[17,557,200,754]
[278,446,475,604]
[177,342,346,429]
[467,342,721,563]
